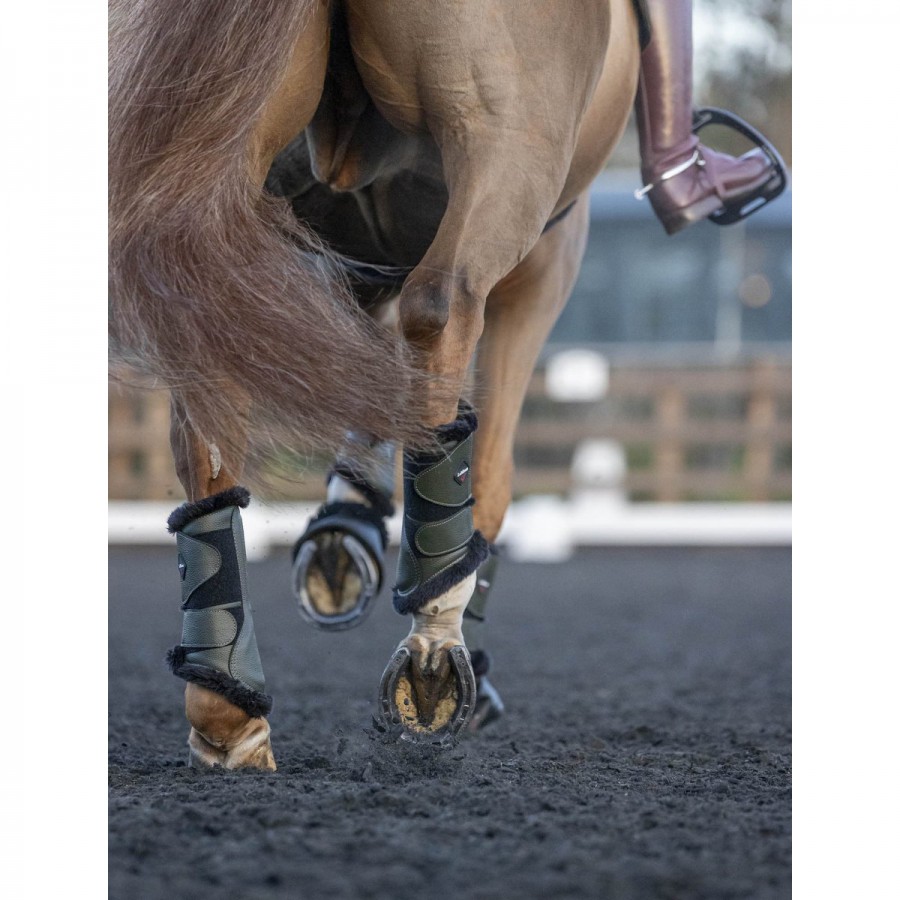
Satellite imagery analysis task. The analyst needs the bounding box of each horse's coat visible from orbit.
[109,0,642,764]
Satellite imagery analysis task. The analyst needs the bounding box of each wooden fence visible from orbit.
[109,355,791,503]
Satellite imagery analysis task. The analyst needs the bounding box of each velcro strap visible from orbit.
[176,532,221,606]
[328,463,395,519]
[181,607,239,649]
[181,505,238,536]
[414,507,474,557]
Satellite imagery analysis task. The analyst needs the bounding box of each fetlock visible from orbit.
[407,572,473,648]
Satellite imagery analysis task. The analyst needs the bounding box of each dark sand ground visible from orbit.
[109,545,790,900]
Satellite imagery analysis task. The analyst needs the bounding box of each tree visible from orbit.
[609,0,792,169]
[695,0,792,165]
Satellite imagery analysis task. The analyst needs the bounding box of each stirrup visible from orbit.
[691,106,788,225]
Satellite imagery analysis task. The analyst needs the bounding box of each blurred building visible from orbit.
[512,172,792,504]
[551,173,790,354]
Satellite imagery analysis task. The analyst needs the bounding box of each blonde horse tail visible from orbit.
[109,0,425,484]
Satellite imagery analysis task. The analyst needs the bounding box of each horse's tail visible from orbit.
[109,0,427,486]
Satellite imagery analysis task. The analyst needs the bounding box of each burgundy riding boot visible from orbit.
[635,0,778,235]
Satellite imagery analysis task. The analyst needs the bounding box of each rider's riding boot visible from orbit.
[635,0,778,235]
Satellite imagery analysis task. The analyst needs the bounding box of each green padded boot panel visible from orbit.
[167,491,271,718]
[393,405,489,614]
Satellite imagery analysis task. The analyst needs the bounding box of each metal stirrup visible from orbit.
[690,106,788,225]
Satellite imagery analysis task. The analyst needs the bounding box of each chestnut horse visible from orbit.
[109,0,642,768]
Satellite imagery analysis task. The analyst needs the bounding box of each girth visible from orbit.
[344,199,580,293]
[632,0,651,50]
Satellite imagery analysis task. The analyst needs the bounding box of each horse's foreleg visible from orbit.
[472,197,592,539]
[166,394,275,770]
[464,199,592,731]
[379,400,487,739]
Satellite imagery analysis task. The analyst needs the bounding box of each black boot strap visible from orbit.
[293,500,388,577]
[327,462,395,520]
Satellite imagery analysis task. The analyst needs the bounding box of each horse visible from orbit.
[109,0,646,770]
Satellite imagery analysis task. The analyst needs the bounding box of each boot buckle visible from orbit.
[691,106,788,225]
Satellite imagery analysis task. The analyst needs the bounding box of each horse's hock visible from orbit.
[108,355,791,505]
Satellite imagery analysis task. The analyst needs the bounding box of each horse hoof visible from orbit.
[377,643,476,742]
[465,675,505,734]
[186,720,277,772]
[184,684,276,771]
[292,531,380,631]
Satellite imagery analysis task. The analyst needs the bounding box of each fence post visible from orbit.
[656,379,684,502]
[745,358,777,501]
[108,384,135,498]
[145,391,176,499]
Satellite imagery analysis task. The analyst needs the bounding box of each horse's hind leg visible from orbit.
[361,0,633,738]
[166,393,276,770]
